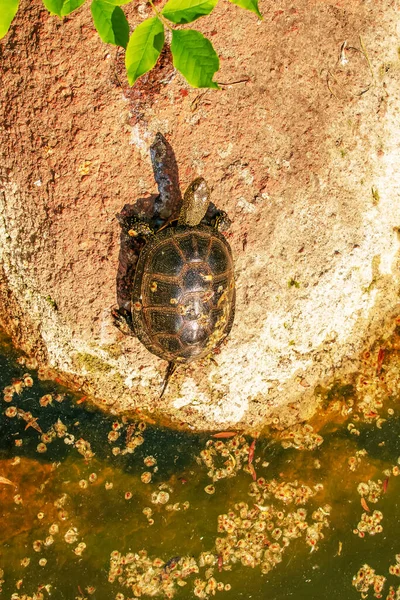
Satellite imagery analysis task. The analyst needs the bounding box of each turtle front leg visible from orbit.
[127,220,154,238]
[212,210,232,232]
[116,209,155,239]
[202,203,232,232]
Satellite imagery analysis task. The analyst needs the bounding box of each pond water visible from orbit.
[1,329,400,600]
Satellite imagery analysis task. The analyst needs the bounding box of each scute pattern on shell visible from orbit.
[132,224,235,363]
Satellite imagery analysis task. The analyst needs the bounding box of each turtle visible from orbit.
[114,177,235,395]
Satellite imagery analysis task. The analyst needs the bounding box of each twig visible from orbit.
[148,0,173,31]
[191,90,209,111]
[216,77,251,86]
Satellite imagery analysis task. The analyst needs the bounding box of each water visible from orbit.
[0,329,400,600]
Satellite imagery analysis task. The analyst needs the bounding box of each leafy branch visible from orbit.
[0,0,262,88]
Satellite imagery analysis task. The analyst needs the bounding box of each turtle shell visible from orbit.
[131,224,235,363]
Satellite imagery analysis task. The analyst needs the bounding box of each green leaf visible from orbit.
[125,17,164,86]
[171,29,219,89]
[162,0,218,25]
[42,0,86,17]
[91,0,129,48]
[228,0,262,19]
[0,0,19,39]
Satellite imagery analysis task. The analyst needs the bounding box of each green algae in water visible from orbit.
[0,330,400,599]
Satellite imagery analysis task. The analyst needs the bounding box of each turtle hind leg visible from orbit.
[160,362,177,398]
[111,306,135,337]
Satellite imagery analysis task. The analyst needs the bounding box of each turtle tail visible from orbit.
[160,362,177,398]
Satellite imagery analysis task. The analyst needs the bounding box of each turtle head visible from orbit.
[178,177,210,227]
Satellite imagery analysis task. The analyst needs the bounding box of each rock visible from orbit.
[1,0,400,431]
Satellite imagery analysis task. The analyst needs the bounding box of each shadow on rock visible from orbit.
[114,133,182,319]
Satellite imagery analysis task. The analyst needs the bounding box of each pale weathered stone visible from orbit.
[1,0,399,430]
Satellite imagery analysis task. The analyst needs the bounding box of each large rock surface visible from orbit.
[1,0,399,431]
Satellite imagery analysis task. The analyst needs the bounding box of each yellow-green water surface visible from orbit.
[1,330,400,600]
